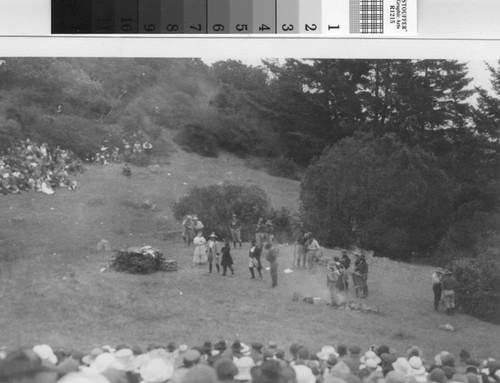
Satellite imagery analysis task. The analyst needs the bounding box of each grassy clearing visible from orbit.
[0,150,498,360]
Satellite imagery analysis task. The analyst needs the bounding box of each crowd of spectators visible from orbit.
[0,139,84,196]
[1,339,498,383]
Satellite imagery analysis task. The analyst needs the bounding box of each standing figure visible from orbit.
[122,163,131,177]
[432,267,445,311]
[229,214,242,249]
[192,231,207,266]
[340,250,351,290]
[265,220,275,244]
[354,251,369,298]
[327,262,340,308]
[441,270,458,315]
[248,240,263,279]
[265,243,279,288]
[220,239,235,276]
[192,215,204,234]
[181,215,193,246]
[255,218,266,247]
[295,230,307,268]
[305,233,320,273]
[207,233,220,273]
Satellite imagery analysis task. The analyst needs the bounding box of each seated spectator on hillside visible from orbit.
[122,163,132,177]
[0,348,58,383]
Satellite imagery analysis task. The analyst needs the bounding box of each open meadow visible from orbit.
[0,149,499,360]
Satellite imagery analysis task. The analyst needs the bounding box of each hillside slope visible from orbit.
[0,151,498,359]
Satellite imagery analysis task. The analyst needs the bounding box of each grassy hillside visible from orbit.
[0,150,498,360]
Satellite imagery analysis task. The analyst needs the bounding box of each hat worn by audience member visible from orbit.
[114,348,136,372]
[57,371,109,383]
[140,358,174,383]
[408,356,427,380]
[82,348,105,366]
[232,340,251,356]
[234,356,256,381]
[442,366,456,380]
[182,364,218,383]
[293,365,316,383]
[317,346,339,361]
[392,357,411,377]
[385,371,407,383]
[85,352,120,375]
[360,351,381,366]
[428,368,447,383]
[0,348,58,380]
[329,361,352,379]
[32,344,58,365]
[184,349,201,364]
[213,358,238,381]
[56,357,81,378]
[101,368,129,383]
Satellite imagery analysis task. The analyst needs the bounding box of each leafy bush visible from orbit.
[450,251,500,324]
[267,157,300,180]
[172,183,271,242]
[173,123,219,158]
[300,133,454,257]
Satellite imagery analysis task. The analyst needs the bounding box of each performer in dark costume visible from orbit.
[248,240,263,279]
[220,239,234,276]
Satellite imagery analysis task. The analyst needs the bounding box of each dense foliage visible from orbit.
[451,250,500,324]
[300,133,453,257]
[0,57,499,321]
[172,183,296,243]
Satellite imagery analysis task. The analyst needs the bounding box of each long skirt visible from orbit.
[193,245,207,264]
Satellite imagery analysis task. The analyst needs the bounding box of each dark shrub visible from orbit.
[174,123,219,158]
[172,183,271,242]
[451,251,500,324]
[267,157,300,180]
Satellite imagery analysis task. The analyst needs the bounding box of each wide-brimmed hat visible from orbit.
[140,358,174,383]
[33,344,58,365]
[82,348,105,366]
[408,356,426,375]
[293,365,316,383]
[183,349,201,363]
[234,356,255,381]
[360,351,381,365]
[192,215,199,220]
[434,351,451,366]
[209,232,217,238]
[231,341,250,356]
[392,357,411,376]
[317,346,339,361]
[435,268,445,274]
[114,349,135,372]
[86,353,120,374]
[0,349,57,378]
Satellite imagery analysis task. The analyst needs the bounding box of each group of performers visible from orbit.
[180,215,369,296]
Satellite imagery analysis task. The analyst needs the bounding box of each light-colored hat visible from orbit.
[408,356,426,375]
[360,351,381,365]
[392,357,411,376]
[435,268,445,274]
[192,215,198,220]
[57,372,109,383]
[234,356,255,381]
[435,351,451,366]
[317,346,339,361]
[33,344,58,365]
[209,232,217,238]
[82,348,104,366]
[178,344,189,353]
[86,353,120,374]
[114,348,135,372]
[140,358,174,383]
[293,365,316,383]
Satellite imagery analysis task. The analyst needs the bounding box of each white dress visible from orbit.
[192,236,207,264]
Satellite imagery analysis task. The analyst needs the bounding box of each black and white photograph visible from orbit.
[0,57,499,383]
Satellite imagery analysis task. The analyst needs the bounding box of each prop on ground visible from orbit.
[107,246,178,274]
[292,292,380,314]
